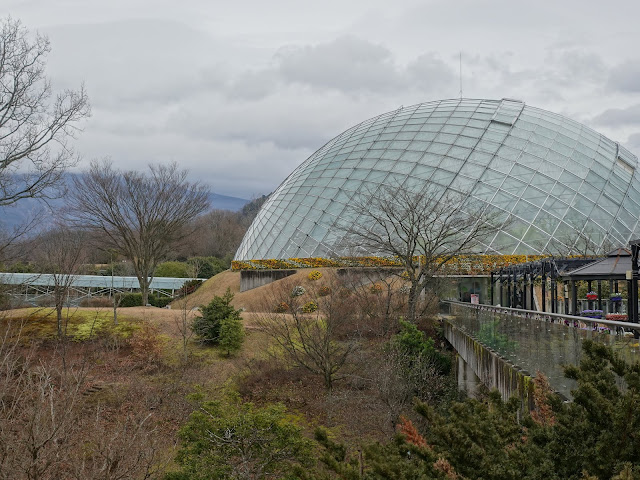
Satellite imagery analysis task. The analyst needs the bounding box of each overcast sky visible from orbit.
[6,0,640,200]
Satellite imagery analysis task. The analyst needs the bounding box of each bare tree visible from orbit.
[0,322,165,480]
[34,226,87,337]
[0,324,85,479]
[339,268,407,338]
[256,276,359,390]
[0,17,90,207]
[546,219,616,257]
[172,262,200,364]
[66,160,209,305]
[341,184,501,322]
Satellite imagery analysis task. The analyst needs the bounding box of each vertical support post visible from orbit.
[627,279,633,319]
[597,280,602,312]
[609,279,614,314]
[522,270,527,310]
[512,270,517,308]
[530,267,535,310]
[631,242,640,335]
[499,270,503,306]
[490,272,494,306]
[506,271,511,308]
[572,280,578,315]
[587,280,592,310]
[541,262,546,313]
[550,266,557,314]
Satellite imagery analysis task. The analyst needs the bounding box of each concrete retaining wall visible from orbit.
[444,320,534,409]
[240,269,297,292]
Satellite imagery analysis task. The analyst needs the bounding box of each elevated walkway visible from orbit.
[443,301,640,404]
[0,272,202,306]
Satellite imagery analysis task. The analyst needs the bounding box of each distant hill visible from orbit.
[208,192,249,212]
[0,187,249,230]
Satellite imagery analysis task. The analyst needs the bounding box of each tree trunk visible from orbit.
[57,304,63,338]
[407,283,418,323]
[138,274,150,306]
[324,370,333,391]
[113,299,118,325]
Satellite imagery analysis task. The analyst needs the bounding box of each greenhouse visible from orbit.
[235,98,640,261]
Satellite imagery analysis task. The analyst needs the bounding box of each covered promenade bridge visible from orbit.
[0,273,200,307]
[444,241,640,407]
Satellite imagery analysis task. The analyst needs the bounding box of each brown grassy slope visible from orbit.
[175,270,242,308]
[176,268,341,312]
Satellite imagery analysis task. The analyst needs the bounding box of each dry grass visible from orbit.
[0,266,424,457]
[173,268,347,313]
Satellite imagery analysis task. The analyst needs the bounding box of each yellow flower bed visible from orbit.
[307,270,323,281]
[302,301,318,313]
[232,254,553,275]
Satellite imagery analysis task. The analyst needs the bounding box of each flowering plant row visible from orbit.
[586,291,598,300]
[232,254,550,275]
[580,309,603,319]
[605,313,628,321]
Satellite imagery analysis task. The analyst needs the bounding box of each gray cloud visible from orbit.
[407,53,455,91]
[607,60,640,93]
[275,36,403,94]
[7,1,640,199]
[593,104,640,127]
[626,133,640,153]
[224,36,456,101]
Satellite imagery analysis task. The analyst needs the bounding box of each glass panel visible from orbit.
[468,151,494,165]
[428,142,450,154]
[410,164,435,179]
[449,146,472,160]
[543,196,569,217]
[511,200,539,222]
[380,149,403,160]
[480,169,505,187]
[496,145,521,161]
[572,195,595,217]
[439,157,464,172]
[471,183,497,201]
[414,131,437,141]
[459,162,486,179]
[450,174,476,191]
[488,157,513,175]
[500,178,527,195]
[534,212,561,236]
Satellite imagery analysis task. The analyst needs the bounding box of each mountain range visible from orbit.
[0,190,249,230]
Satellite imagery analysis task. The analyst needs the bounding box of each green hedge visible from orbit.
[117,293,173,308]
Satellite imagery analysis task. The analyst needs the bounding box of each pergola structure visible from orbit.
[490,257,597,314]
[565,249,632,317]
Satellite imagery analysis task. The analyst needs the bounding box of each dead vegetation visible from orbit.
[0,267,452,478]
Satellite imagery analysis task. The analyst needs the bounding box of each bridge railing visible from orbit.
[442,300,639,336]
[441,300,640,399]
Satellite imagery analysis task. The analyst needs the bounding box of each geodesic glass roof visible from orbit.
[235,98,640,260]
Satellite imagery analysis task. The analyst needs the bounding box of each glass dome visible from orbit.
[235,98,640,260]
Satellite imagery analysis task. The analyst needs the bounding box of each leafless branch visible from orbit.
[0,17,90,207]
[65,159,210,304]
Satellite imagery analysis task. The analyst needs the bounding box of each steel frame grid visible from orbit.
[236,98,640,261]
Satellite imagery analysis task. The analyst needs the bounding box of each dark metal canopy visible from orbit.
[566,248,631,281]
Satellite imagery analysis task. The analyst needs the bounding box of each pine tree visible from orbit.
[192,288,242,345]
[218,313,244,356]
